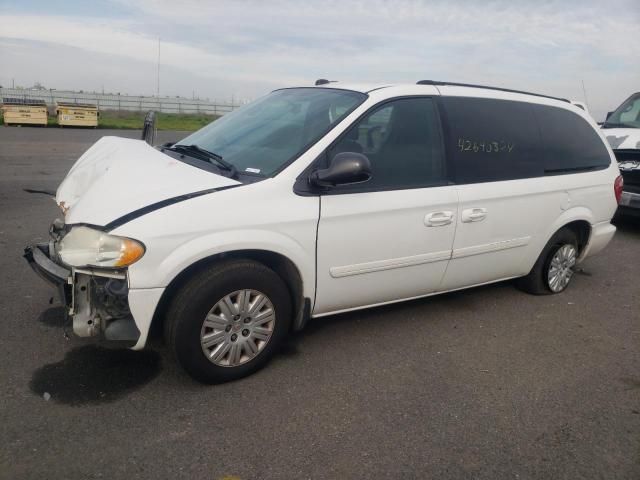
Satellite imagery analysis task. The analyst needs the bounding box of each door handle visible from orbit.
[461,207,487,223]
[425,211,454,227]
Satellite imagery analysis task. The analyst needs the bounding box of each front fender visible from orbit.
[126,229,316,300]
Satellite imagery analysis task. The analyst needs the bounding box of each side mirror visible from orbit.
[606,111,614,120]
[310,152,372,188]
[142,111,157,145]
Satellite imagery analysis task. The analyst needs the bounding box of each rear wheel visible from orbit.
[516,228,578,295]
[546,243,578,293]
[164,259,292,383]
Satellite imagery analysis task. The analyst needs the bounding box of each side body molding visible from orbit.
[330,249,451,278]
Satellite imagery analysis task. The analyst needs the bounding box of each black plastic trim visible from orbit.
[434,96,456,185]
[24,243,72,309]
[105,184,241,231]
[103,317,141,343]
[417,80,570,103]
[617,205,640,216]
[366,85,393,93]
[60,222,109,232]
[24,244,70,285]
[292,298,311,331]
[613,149,640,161]
[544,165,608,175]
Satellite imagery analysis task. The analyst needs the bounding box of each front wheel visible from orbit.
[516,229,578,295]
[164,259,292,384]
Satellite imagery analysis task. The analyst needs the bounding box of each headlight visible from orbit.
[57,226,145,268]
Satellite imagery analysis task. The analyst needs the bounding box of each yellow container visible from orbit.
[1,99,48,126]
[56,102,99,127]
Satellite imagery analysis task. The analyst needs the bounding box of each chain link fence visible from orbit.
[0,88,241,115]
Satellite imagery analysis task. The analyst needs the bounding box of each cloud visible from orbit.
[1,0,639,120]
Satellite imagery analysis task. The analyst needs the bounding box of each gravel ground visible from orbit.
[1,126,639,480]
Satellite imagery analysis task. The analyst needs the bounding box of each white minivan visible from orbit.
[26,81,622,383]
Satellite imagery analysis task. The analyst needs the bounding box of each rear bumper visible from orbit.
[581,221,616,260]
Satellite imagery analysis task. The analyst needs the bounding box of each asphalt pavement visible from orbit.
[1,126,639,480]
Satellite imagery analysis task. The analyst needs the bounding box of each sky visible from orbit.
[0,0,638,120]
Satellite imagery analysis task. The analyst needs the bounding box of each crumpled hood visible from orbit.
[602,128,640,150]
[57,136,240,227]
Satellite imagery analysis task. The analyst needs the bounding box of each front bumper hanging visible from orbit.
[24,243,71,306]
[24,242,140,347]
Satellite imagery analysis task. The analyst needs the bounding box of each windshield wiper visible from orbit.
[165,144,237,178]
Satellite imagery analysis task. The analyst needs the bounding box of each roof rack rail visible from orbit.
[416,80,569,103]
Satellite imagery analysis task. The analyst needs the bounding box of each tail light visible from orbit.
[614,175,624,204]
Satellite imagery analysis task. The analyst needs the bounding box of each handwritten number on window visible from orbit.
[457,138,514,153]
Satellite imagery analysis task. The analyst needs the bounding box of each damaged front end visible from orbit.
[24,221,141,347]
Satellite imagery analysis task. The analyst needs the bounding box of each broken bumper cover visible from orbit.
[24,243,141,347]
[24,243,71,305]
[25,243,69,284]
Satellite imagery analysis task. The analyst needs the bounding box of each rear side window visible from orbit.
[532,105,611,173]
[327,97,445,190]
[440,97,543,183]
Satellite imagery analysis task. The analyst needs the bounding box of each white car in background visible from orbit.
[601,92,640,216]
[26,81,622,383]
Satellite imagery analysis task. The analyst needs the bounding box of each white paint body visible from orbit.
[602,128,640,150]
[56,84,620,349]
[57,136,240,225]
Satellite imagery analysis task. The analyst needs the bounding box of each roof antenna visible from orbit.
[581,80,590,111]
[315,79,336,86]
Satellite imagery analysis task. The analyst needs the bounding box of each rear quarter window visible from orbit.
[532,105,611,173]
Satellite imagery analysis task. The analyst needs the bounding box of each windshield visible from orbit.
[176,88,367,177]
[603,93,640,129]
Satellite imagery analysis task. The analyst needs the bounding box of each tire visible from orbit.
[516,228,578,295]
[164,259,292,384]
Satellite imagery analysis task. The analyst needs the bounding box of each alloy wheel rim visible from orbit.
[200,289,275,367]
[547,244,577,293]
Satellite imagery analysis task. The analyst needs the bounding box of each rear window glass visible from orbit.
[532,105,611,173]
